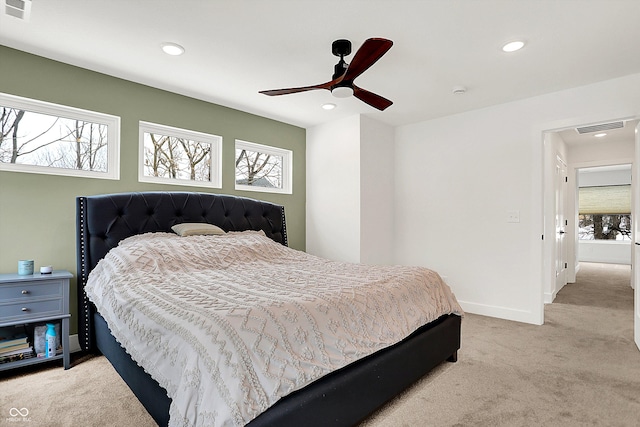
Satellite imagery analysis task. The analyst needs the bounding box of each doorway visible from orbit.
[542,117,639,350]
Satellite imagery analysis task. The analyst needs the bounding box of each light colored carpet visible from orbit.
[361,262,639,426]
[1,262,638,426]
[0,352,156,427]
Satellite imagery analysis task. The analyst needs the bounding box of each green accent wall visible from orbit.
[0,46,306,335]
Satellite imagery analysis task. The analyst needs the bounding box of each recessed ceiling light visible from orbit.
[322,103,337,110]
[452,85,467,95]
[161,42,185,56]
[594,133,607,138]
[502,40,525,53]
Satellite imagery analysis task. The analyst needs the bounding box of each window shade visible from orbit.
[578,185,631,214]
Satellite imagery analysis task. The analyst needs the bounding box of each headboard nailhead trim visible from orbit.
[78,197,91,349]
[281,207,288,246]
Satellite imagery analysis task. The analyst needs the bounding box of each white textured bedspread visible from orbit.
[86,231,463,427]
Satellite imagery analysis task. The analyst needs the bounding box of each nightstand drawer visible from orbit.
[0,280,63,301]
[0,298,64,322]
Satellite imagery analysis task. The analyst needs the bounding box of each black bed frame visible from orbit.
[76,191,461,427]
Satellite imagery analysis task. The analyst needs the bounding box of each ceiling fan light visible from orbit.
[332,86,354,98]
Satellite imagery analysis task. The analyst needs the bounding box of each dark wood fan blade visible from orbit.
[342,38,393,82]
[353,85,393,111]
[259,80,335,96]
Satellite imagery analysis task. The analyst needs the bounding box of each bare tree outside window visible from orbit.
[578,214,631,240]
[138,122,221,188]
[234,140,291,194]
[235,148,283,188]
[143,132,211,181]
[0,107,108,172]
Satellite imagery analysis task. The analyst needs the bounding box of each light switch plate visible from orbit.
[507,210,520,223]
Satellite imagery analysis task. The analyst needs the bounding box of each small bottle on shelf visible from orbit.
[45,324,57,358]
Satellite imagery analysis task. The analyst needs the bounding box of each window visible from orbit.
[139,121,222,188]
[235,140,292,194]
[578,185,631,240]
[0,92,120,179]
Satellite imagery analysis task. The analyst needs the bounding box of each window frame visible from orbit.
[138,121,222,189]
[234,139,292,194]
[0,92,120,180]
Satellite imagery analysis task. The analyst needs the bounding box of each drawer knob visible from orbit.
[21,307,29,312]
[21,290,29,295]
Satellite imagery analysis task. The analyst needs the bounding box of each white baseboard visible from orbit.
[69,334,82,353]
[543,291,557,304]
[544,280,570,304]
[458,300,542,325]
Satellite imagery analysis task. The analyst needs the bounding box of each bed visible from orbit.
[76,191,462,427]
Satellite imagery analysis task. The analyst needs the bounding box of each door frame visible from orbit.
[634,121,640,350]
[554,155,568,296]
[539,113,639,325]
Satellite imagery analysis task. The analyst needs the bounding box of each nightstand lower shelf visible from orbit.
[0,271,72,371]
[1,348,67,371]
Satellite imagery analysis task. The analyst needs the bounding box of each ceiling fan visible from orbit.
[259,38,394,111]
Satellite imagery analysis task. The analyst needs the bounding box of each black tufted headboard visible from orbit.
[76,191,287,351]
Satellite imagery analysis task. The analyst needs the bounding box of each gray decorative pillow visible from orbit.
[171,223,225,237]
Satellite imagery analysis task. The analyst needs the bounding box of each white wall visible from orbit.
[569,139,634,165]
[360,116,395,265]
[579,240,631,264]
[394,73,640,325]
[578,166,632,187]
[306,115,361,263]
[306,115,395,264]
[395,106,540,323]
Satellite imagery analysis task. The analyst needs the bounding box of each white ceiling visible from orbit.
[1,0,640,130]
[558,119,639,147]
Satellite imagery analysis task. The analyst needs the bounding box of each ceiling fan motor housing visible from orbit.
[332,39,352,57]
[333,61,348,80]
[332,39,352,80]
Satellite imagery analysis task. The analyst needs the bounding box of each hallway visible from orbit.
[554,262,633,311]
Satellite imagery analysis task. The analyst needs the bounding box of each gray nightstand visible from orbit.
[0,270,71,371]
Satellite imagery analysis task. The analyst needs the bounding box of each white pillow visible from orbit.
[171,223,226,237]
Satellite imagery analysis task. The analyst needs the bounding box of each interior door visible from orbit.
[555,156,568,293]
[634,122,640,351]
